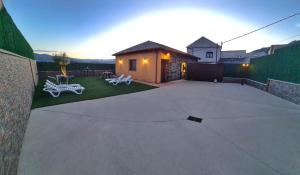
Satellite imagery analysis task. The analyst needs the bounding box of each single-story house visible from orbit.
[113,41,199,84]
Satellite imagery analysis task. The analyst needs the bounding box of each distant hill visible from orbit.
[34,53,54,62]
[34,53,115,64]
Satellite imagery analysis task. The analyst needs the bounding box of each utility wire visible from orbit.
[277,32,300,43]
[222,12,300,44]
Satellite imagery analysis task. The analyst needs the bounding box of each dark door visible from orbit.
[161,60,169,82]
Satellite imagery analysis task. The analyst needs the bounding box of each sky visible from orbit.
[3,0,300,59]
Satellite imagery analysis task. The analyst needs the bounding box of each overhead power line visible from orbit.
[222,12,300,45]
[277,32,300,43]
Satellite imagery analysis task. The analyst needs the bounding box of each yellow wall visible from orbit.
[115,50,174,84]
[116,51,158,83]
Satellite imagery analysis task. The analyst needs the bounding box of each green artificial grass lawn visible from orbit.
[32,77,157,109]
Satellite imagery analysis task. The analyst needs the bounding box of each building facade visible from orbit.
[187,36,221,63]
[114,41,198,83]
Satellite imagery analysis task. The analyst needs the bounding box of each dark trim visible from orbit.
[155,50,158,83]
[216,47,218,64]
[114,48,199,60]
[187,46,221,49]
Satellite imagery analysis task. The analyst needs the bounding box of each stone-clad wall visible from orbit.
[0,49,36,175]
[167,57,181,81]
[246,79,268,91]
[223,77,300,105]
[268,79,300,105]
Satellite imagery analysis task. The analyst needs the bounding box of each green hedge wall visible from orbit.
[37,62,115,72]
[0,7,34,59]
[224,64,248,78]
[248,42,300,84]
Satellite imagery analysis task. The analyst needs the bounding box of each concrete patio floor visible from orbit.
[19,81,300,175]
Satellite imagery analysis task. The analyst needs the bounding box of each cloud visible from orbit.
[73,8,280,59]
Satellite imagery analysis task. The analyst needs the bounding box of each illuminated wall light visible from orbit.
[118,59,123,64]
[143,58,149,64]
[162,52,171,60]
[242,64,250,68]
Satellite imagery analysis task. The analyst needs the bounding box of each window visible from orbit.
[129,59,137,71]
[206,52,214,58]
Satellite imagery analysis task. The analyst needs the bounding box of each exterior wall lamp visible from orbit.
[118,59,123,64]
[143,58,149,64]
[162,52,171,60]
[242,64,249,68]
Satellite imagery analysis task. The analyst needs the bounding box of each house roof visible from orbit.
[219,57,250,64]
[113,40,200,59]
[249,47,270,54]
[221,50,246,59]
[187,36,220,48]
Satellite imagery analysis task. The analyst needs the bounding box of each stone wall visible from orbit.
[268,79,300,105]
[0,49,37,175]
[167,57,181,81]
[246,79,268,91]
[223,77,300,105]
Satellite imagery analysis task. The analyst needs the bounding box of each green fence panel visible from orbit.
[223,64,248,78]
[249,42,300,84]
[0,7,34,59]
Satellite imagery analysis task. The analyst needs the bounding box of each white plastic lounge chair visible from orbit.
[105,74,124,82]
[43,80,85,97]
[45,80,82,88]
[110,75,133,85]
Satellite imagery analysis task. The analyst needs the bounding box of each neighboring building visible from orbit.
[268,44,286,55]
[113,41,199,83]
[248,44,290,59]
[219,50,249,64]
[187,36,221,64]
[247,47,269,59]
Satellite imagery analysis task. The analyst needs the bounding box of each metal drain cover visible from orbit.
[187,116,203,123]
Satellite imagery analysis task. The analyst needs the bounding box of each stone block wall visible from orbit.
[246,79,268,91]
[167,57,181,81]
[268,79,300,105]
[223,76,300,105]
[0,49,36,175]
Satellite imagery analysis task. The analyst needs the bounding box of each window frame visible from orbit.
[206,52,214,58]
[129,59,137,71]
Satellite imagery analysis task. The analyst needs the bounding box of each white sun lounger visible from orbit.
[110,75,133,85]
[105,74,124,82]
[45,80,82,88]
[43,80,85,98]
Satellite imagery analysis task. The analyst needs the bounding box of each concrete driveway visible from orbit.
[18,81,300,175]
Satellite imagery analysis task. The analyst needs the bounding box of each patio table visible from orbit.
[102,71,113,79]
[56,75,74,84]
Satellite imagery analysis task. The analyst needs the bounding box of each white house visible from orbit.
[187,37,221,64]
